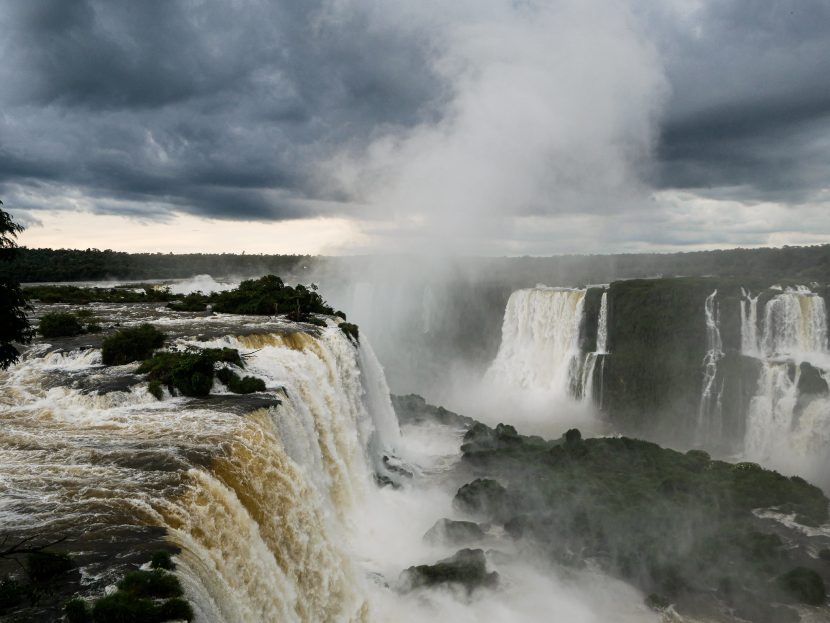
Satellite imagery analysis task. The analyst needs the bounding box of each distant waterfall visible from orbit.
[760,286,828,358]
[0,324,399,622]
[581,292,609,405]
[485,287,587,397]
[697,290,724,444]
[740,286,830,479]
[596,292,609,355]
[740,287,760,356]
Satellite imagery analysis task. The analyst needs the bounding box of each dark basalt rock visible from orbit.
[423,519,486,546]
[798,362,829,396]
[453,479,510,522]
[453,420,830,621]
[401,549,498,593]
[391,394,475,429]
[776,567,827,606]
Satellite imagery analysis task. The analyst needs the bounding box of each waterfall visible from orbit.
[697,290,724,444]
[0,322,399,622]
[485,287,587,397]
[740,287,760,356]
[760,286,828,359]
[740,286,830,482]
[596,292,608,355]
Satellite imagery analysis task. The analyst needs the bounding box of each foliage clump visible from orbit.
[216,367,266,394]
[38,312,85,338]
[211,275,334,319]
[0,200,33,368]
[339,322,359,343]
[89,568,192,623]
[25,284,174,304]
[166,293,209,312]
[101,324,166,365]
[138,347,262,398]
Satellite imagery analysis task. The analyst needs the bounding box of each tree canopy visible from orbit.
[0,201,32,369]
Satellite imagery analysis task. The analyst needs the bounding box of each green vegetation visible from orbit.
[62,559,192,623]
[0,201,33,369]
[150,550,175,571]
[101,324,166,365]
[456,421,829,618]
[24,284,174,304]
[211,275,334,319]
[338,322,359,343]
[216,367,266,394]
[83,569,192,623]
[0,543,76,617]
[38,312,85,338]
[166,293,209,312]
[138,347,263,398]
[2,247,306,282]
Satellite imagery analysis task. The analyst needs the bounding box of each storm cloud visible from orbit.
[1,0,828,251]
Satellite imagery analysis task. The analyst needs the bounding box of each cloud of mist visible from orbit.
[324,0,667,253]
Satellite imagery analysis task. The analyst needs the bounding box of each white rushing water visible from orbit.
[740,286,830,484]
[697,290,724,445]
[485,287,586,397]
[475,287,604,437]
[0,314,400,622]
[0,302,664,622]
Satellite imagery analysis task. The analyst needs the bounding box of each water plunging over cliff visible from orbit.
[485,287,586,397]
[697,290,724,445]
[0,310,400,622]
[740,286,830,482]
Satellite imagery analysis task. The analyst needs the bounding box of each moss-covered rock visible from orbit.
[454,419,830,618]
[776,567,827,605]
[454,478,511,521]
[101,324,165,365]
[401,549,498,593]
[423,519,486,546]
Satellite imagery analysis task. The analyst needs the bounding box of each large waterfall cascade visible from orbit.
[485,287,609,408]
[485,287,587,397]
[739,286,830,477]
[0,308,402,623]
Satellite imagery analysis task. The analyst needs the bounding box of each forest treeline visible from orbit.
[3,244,830,284]
[4,248,310,282]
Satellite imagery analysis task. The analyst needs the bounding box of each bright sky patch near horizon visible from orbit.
[2,1,829,255]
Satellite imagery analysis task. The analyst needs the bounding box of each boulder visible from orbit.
[423,519,485,546]
[401,549,498,592]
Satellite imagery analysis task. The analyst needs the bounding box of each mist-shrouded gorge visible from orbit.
[3,0,830,620]
[2,260,830,623]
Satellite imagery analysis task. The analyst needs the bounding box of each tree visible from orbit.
[0,200,33,368]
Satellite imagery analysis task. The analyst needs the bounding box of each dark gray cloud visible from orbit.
[651,0,830,201]
[0,0,828,233]
[0,0,443,220]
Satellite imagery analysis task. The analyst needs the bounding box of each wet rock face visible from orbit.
[400,549,498,593]
[423,519,486,546]
[453,479,511,522]
[452,420,830,621]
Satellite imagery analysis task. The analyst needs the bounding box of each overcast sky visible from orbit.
[1,0,829,254]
